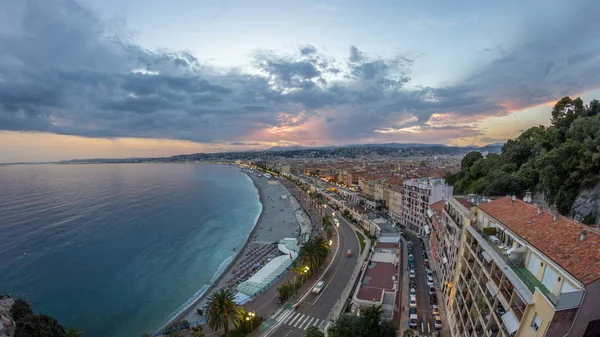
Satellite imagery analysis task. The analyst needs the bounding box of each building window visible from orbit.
[531,313,542,333]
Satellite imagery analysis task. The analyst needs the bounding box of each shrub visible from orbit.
[10,299,33,322]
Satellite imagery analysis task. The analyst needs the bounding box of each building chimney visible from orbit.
[580,229,588,241]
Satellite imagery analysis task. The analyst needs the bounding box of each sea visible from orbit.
[0,163,262,337]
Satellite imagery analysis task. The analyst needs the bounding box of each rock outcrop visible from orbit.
[0,295,15,337]
[573,180,600,226]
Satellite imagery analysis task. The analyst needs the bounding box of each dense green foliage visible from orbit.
[327,306,396,337]
[10,299,33,322]
[14,314,66,337]
[446,97,600,215]
[305,326,326,337]
[206,289,245,334]
[298,236,331,272]
[9,298,80,337]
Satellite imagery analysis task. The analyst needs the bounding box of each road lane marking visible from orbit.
[278,310,293,322]
[301,317,316,330]
[294,314,308,328]
[282,311,297,324]
[287,312,301,325]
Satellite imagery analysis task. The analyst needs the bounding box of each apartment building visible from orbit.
[426,200,446,275]
[401,178,453,235]
[448,196,600,337]
[389,189,403,223]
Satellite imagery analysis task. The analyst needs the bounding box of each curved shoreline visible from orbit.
[158,167,271,332]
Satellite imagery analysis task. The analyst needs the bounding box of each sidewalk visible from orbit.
[398,236,410,332]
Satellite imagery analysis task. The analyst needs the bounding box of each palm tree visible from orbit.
[191,325,205,337]
[66,327,83,337]
[206,289,244,334]
[299,240,320,270]
[403,328,416,337]
[313,236,331,261]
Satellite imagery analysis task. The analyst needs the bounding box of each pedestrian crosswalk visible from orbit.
[275,309,326,331]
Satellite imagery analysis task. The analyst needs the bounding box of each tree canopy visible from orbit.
[446,96,600,216]
[327,305,396,337]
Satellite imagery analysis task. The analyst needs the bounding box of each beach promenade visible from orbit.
[164,169,308,335]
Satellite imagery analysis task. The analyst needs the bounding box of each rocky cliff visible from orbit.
[0,296,15,337]
[573,179,600,227]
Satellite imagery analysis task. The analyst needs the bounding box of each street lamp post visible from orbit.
[246,311,255,331]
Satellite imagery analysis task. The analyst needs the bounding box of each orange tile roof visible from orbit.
[430,200,446,216]
[478,197,600,285]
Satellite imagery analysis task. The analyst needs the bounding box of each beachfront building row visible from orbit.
[430,196,600,337]
[352,234,401,320]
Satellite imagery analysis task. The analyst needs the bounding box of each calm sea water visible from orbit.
[0,164,261,337]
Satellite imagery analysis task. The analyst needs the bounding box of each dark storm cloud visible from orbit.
[1,0,599,145]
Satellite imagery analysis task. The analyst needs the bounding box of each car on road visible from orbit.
[333,218,340,227]
[432,304,440,316]
[409,295,417,308]
[409,269,415,278]
[410,287,416,296]
[409,314,418,328]
[312,281,325,294]
[434,315,442,330]
[346,249,353,257]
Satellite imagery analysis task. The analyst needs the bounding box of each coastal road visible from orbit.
[266,205,360,336]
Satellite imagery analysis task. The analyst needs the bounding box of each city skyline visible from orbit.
[2,0,600,163]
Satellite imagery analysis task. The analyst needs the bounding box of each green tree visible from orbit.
[14,314,66,337]
[403,328,416,337]
[460,151,483,171]
[206,289,244,334]
[10,298,33,322]
[191,325,205,337]
[277,282,295,301]
[66,327,83,337]
[327,314,364,337]
[305,325,326,337]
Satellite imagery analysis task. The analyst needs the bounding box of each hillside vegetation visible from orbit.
[446,96,600,221]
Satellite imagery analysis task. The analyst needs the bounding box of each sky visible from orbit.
[1,0,600,163]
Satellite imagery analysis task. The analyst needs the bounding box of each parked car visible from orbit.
[426,268,433,277]
[410,287,416,296]
[423,259,429,268]
[409,269,415,278]
[312,281,325,294]
[409,314,418,328]
[429,285,436,296]
[409,307,417,315]
[408,254,414,263]
[434,315,442,330]
[430,294,438,305]
[409,295,417,308]
[427,275,434,286]
[432,304,440,316]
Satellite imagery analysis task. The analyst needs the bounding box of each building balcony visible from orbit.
[471,226,584,310]
[468,227,536,305]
